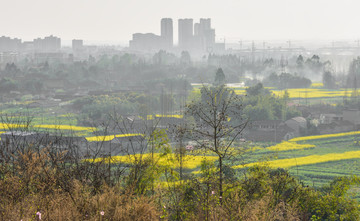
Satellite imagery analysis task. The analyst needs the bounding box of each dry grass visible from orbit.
[0,149,160,220]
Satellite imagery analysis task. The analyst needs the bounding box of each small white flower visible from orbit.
[186,145,194,150]
[36,211,42,220]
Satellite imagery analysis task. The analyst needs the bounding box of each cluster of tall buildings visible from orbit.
[0,35,62,52]
[129,18,224,54]
[0,35,89,67]
[0,36,22,52]
[33,35,61,52]
[178,18,217,53]
[129,18,173,52]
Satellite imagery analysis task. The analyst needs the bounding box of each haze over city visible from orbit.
[2,0,360,44]
[2,1,360,220]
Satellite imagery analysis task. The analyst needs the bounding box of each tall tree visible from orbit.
[214,68,226,86]
[186,84,247,203]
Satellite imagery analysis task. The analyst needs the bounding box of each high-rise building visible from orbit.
[200,18,211,31]
[129,33,163,52]
[72,39,83,51]
[161,18,173,50]
[0,36,22,52]
[178,19,193,50]
[34,35,61,52]
[129,18,222,54]
[194,18,215,52]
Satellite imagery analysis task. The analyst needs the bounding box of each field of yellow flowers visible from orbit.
[192,83,354,99]
[266,141,315,151]
[86,153,218,170]
[235,150,360,169]
[232,88,353,99]
[289,131,360,142]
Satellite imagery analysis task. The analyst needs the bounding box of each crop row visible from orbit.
[86,153,218,169]
[236,150,360,169]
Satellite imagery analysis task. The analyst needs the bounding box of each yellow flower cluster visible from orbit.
[271,88,350,99]
[155,114,183,119]
[33,124,97,132]
[86,153,217,169]
[0,123,27,130]
[289,131,360,142]
[310,82,324,88]
[85,133,144,142]
[144,114,183,120]
[194,84,354,99]
[267,141,315,151]
[235,150,360,169]
[229,87,350,99]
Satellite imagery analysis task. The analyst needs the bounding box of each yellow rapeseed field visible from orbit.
[85,133,144,142]
[221,87,351,99]
[194,84,355,99]
[0,123,27,130]
[289,131,360,142]
[267,141,315,151]
[86,153,217,169]
[235,150,360,169]
[271,88,350,99]
[145,114,183,120]
[310,82,324,88]
[33,124,97,131]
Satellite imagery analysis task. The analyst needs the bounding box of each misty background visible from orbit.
[2,0,360,45]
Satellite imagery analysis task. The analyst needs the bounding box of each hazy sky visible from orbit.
[1,0,360,45]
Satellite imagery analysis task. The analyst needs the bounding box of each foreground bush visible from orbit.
[1,148,360,220]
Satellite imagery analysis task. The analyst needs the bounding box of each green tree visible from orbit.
[323,70,337,89]
[214,68,226,86]
[245,83,270,96]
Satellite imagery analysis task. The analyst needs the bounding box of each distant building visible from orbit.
[178,18,221,54]
[129,33,163,52]
[317,120,355,135]
[194,18,215,52]
[0,36,22,52]
[129,18,223,54]
[161,18,173,50]
[285,116,307,136]
[319,113,343,124]
[243,120,295,142]
[129,18,174,52]
[34,35,61,52]
[22,41,34,52]
[343,109,360,126]
[72,39,83,51]
[178,18,193,50]
[0,52,18,69]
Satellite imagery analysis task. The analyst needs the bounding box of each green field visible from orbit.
[237,133,360,188]
[1,104,360,190]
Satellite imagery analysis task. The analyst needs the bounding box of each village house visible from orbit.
[343,109,360,128]
[285,116,307,136]
[243,120,295,142]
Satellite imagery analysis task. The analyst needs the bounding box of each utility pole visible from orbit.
[238,40,242,50]
[286,40,291,49]
[251,41,255,65]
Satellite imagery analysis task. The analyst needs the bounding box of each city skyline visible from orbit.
[1,0,360,45]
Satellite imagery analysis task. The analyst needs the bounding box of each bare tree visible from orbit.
[186,84,247,202]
